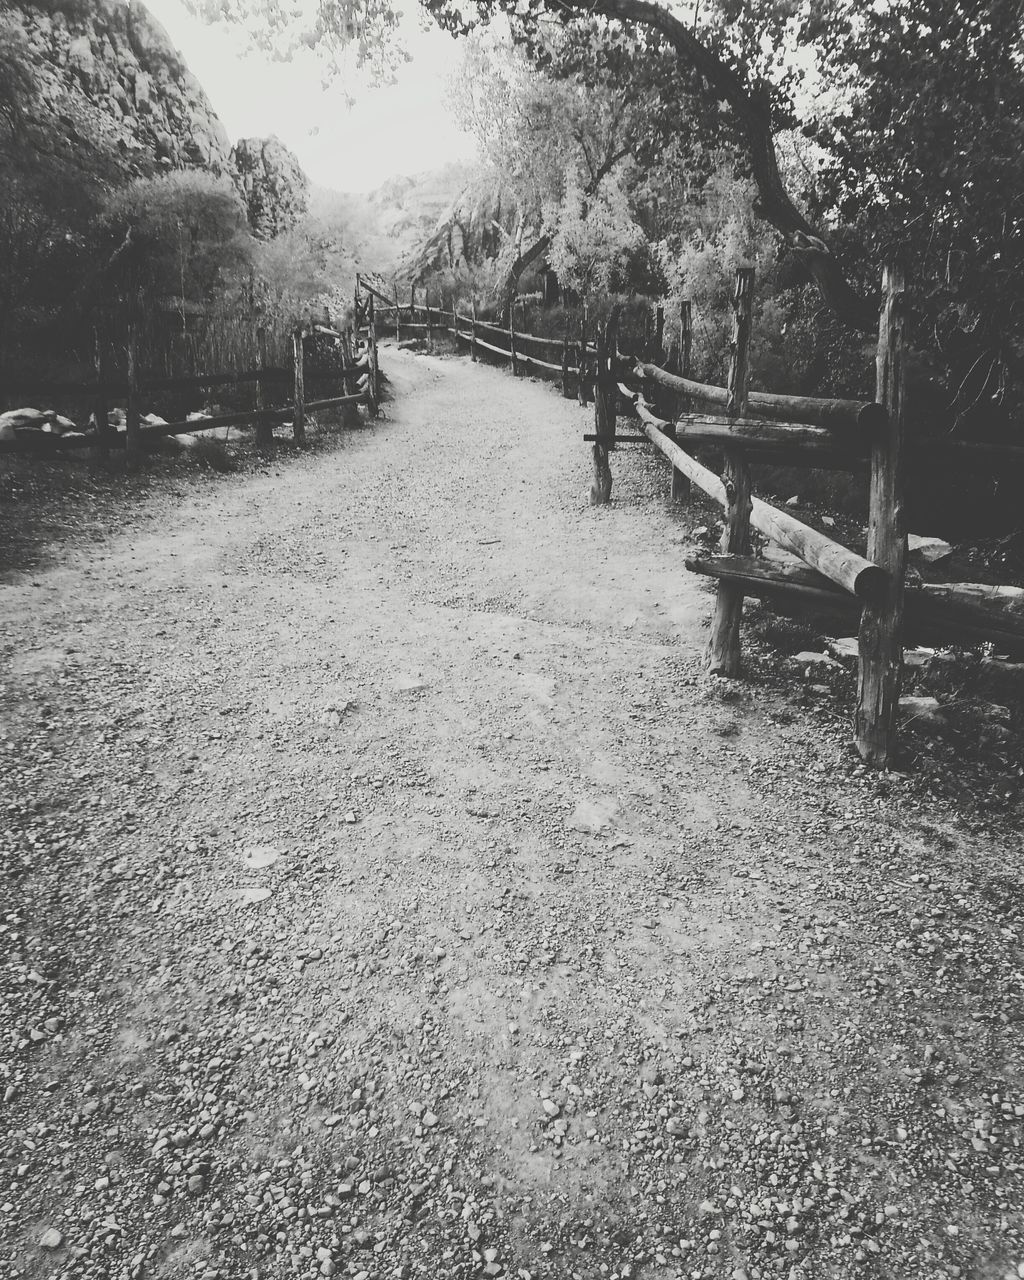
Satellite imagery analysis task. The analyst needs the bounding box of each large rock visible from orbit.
[230,136,309,240]
[908,534,953,564]
[7,0,233,178]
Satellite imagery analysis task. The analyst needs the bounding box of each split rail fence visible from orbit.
[375,286,600,406]
[1,284,380,462]
[380,268,1024,768]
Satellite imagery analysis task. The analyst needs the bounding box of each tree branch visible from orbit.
[574,0,877,331]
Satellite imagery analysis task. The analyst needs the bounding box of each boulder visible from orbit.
[899,694,945,730]
[908,534,953,564]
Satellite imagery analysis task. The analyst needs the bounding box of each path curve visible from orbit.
[2,348,1021,1279]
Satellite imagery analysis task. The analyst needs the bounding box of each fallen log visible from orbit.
[636,360,886,432]
[622,386,886,600]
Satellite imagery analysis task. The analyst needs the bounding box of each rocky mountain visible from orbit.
[365,163,484,277]
[231,136,309,241]
[8,0,232,174]
[5,0,307,238]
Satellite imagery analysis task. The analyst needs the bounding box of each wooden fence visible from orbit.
[380,269,1024,768]
[376,288,600,406]
[1,283,380,462]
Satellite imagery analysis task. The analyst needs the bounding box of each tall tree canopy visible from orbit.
[189,0,1024,425]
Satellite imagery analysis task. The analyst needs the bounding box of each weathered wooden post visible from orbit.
[578,304,589,407]
[91,323,110,462]
[561,321,570,397]
[424,286,432,350]
[654,304,665,359]
[409,283,416,331]
[394,281,401,342]
[125,310,140,468]
[471,298,478,362]
[509,298,519,376]
[590,308,619,506]
[254,323,274,448]
[671,299,694,503]
[367,295,379,417]
[340,328,354,396]
[452,296,458,345]
[292,324,306,443]
[856,260,907,766]
[707,268,755,676]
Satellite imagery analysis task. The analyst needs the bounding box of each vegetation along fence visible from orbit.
[381,265,1024,769]
[0,278,380,463]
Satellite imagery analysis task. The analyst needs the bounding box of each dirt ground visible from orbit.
[2,347,1022,1280]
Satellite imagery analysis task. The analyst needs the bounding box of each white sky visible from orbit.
[145,0,476,193]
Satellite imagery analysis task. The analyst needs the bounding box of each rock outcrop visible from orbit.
[6,1,309,239]
[8,0,233,176]
[231,136,309,240]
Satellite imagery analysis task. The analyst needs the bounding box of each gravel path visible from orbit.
[2,348,1022,1280]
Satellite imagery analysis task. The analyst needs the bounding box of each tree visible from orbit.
[448,23,680,299]
[805,0,1024,428]
[187,0,1024,426]
[97,171,254,310]
[544,170,643,300]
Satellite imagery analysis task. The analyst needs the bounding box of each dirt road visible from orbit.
[2,348,1022,1280]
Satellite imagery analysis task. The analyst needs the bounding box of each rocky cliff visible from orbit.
[10,0,232,174]
[231,136,309,241]
[7,0,308,237]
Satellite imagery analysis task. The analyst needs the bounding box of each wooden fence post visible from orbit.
[578,304,589,406]
[671,299,693,503]
[856,260,907,765]
[292,324,306,443]
[509,299,519,376]
[561,321,570,397]
[367,295,379,418]
[254,323,274,448]
[410,283,416,331]
[425,287,432,350]
[471,298,478,362]
[452,296,458,345]
[125,310,140,468]
[590,308,619,505]
[91,323,110,462]
[707,268,755,676]
[654,304,665,360]
[394,282,401,342]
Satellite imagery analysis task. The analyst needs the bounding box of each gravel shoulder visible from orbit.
[2,346,1022,1280]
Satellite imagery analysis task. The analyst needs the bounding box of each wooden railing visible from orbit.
[376,295,600,406]
[2,281,379,461]
[581,266,1024,766]
[379,270,1023,767]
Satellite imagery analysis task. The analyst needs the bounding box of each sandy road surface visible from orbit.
[2,348,1022,1280]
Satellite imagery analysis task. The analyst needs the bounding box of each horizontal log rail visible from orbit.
[3,359,369,400]
[686,555,1024,656]
[636,360,886,432]
[621,384,886,600]
[450,327,578,376]
[304,392,371,413]
[12,389,371,452]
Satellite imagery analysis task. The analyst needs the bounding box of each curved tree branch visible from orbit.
[569,0,877,331]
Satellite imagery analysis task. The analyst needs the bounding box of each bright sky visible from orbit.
[145,0,476,193]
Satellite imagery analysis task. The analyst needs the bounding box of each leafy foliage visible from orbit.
[544,171,643,299]
[97,172,253,306]
[805,0,1024,430]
